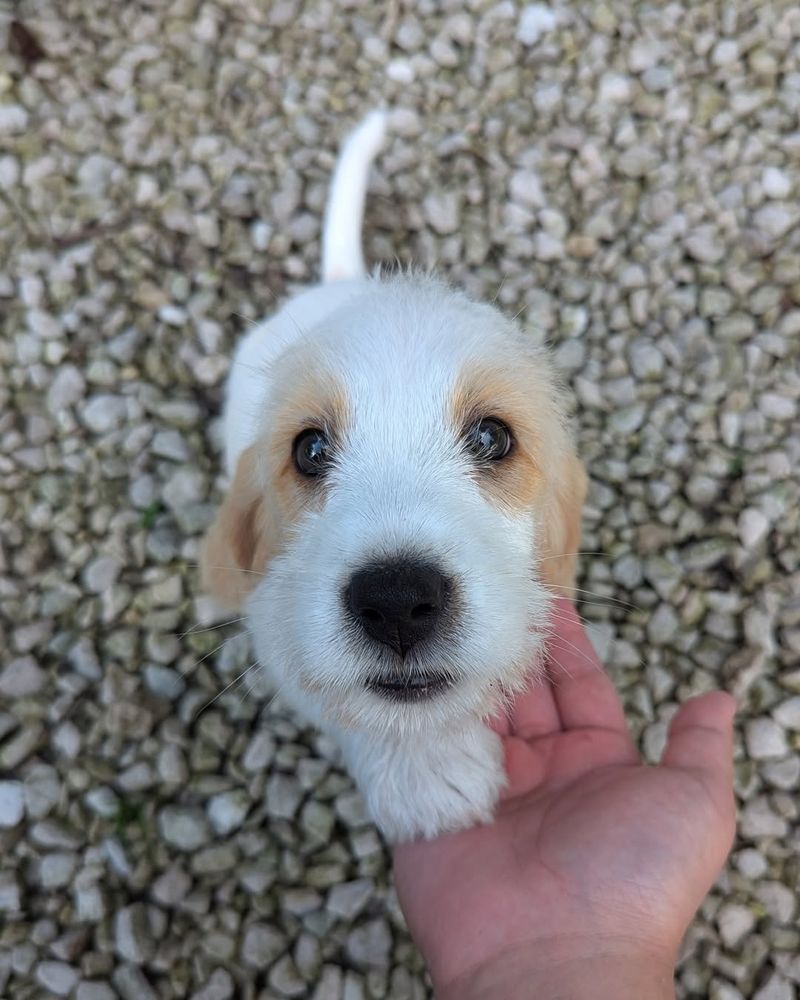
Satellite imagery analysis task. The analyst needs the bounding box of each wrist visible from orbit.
[435,939,676,1000]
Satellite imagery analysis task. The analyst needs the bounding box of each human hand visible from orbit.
[393,598,737,1000]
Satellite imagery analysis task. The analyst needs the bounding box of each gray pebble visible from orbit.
[157,805,212,851]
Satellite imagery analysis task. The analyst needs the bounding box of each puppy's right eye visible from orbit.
[293,428,331,476]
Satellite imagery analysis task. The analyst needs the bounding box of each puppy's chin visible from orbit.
[292,646,537,740]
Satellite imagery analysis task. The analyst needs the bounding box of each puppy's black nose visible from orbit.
[346,561,449,658]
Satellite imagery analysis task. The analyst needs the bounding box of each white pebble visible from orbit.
[516,4,557,46]
[745,717,789,760]
[0,782,25,828]
[762,166,792,199]
[0,105,29,134]
[738,508,770,549]
[773,697,800,731]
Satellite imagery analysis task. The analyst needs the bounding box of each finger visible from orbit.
[508,669,562,739]
[661,691,736,785]
[488,710,511,737]
[546,598,631,736]
[500,736,549,798]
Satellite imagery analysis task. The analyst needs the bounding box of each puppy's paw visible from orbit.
[343,723,506,842]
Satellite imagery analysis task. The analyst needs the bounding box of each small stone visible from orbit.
[0,105,29,134]
[163,468,206,511]
[83,555,122,593]
[241,923,286,970]
[157,744,188,784]
[711,39,739,66]
[0,872,21,911]
[759,392,796,421]
[76,983,117,1000]
[144,665,185,701]
[617,145,659,179]
[112,964,158,1000]
[327,879,374,920]
[74,877,106,921]
[0,723,43,768]
[345,919,392,970]
[151,865,192,907]
[189,967,234,1000]
[157,805,212,850]
[47,365,87,413]
[0,781,25,828]
[516,4,557,46]
[647,604,679,645]
[114,903,155,964]
[0,655,46,697]
[80,394,129,433]
[686,475,719,506]
[735,849,767,879]
[242,731,275,771]
[311,966,343,1000]
[422,192,461,235]
[745,718,789,760]
[773,697,800,731]
[35,961,79,996]
[266,774,303,820]
[754,204,798,241]
[158,304,188,327]
[509,169,544,209]
[740,796,788,838]
[628,341,664,379]
[762,756,800,791]
[269,954,307,997]
[38,852,78,888]
[755,881,796,924]
[335,790,370,829]
[763,167,791,199]
[599,73,633,102]
[190,843,238,874]
[301,800,335,842]
[207,789,250,836]
[150,429,190,461]
[739,508,770,549]
[52,721,81,758]
[685,227,725,263]
[716,902,755,948]
[753,973,793,1000]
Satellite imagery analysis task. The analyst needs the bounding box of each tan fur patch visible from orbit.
[452,360,587,591]
[201,356,349,609]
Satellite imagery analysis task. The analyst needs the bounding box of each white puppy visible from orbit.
[202,112,586,842]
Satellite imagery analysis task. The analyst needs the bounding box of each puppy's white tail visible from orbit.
[322,110,387,282]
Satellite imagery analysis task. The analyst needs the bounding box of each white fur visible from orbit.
[321,109,387,282]
[218,115,555,841]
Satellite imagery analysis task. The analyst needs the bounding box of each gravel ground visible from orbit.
[1,1,799,998]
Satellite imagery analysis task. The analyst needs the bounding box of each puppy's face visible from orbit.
[203,278,586,736]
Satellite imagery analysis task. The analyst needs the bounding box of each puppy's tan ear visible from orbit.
[201,445,272,610]
[538,451,587,591]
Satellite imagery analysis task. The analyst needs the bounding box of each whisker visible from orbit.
[538,550,608,561]
[546,584,641,613]
[179,631,243,677]
[184,562,267,578]
[544,623,604,674]
[194,661,260,719]
[230,311,260,327]
[178,617,248,638]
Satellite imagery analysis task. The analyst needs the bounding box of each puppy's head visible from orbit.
[203,276,586,735]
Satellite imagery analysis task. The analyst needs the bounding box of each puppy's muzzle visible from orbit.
[346,560,449,658]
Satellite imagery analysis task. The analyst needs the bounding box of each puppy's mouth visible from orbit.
[366,671,455,702]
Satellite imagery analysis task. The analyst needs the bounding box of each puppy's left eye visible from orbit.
[294,428,331,476]
[464,418,513,462]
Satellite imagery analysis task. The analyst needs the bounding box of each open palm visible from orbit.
[394,599,737,997]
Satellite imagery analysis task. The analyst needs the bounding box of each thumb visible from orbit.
[661,691,736,784]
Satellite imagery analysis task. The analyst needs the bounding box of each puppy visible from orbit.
[202,112,586,841]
